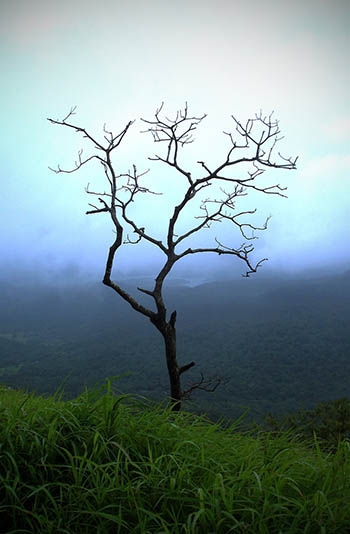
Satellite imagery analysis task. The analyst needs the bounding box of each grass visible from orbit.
[0,381,349,533]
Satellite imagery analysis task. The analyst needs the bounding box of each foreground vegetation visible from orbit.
[1,383,349,533]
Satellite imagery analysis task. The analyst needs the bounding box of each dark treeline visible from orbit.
[0,271,349,422]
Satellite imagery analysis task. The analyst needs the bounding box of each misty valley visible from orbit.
[0,271,349,423]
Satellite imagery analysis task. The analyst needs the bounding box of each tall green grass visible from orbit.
[0,382,349,533]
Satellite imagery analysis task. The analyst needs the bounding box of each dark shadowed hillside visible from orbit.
[0,271,349,421]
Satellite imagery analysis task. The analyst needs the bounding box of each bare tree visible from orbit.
[48,103,297,411]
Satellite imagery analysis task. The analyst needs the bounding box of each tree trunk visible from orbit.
[163,323,182,411]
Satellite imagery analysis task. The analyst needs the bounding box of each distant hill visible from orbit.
[0,271,349,421]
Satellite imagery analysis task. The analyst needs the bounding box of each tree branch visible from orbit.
[182,373,230,400]
[141,102,207,186]
[179,361,196,375]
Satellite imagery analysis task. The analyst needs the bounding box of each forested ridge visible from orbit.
[0,271,349,422]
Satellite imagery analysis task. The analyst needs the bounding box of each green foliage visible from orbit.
[1,383,349,533]
[265,398,350,451]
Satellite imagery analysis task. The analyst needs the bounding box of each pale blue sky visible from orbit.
[1,0,349,282]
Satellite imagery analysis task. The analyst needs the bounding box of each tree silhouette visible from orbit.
[48,103,297,410]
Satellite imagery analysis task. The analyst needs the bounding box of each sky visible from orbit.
[1,0,349,285]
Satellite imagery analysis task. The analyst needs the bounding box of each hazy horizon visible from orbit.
[1,0,349,286]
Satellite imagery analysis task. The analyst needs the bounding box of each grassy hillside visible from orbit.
[1,383,349,533]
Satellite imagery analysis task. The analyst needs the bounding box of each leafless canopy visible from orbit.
[48,103,297,409]
[48,103,296,281]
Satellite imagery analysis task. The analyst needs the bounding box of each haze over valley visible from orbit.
[1,268,349,422]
